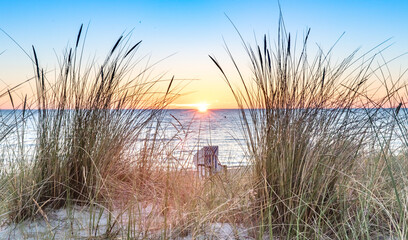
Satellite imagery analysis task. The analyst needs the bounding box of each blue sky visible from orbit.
[0,1,407,108]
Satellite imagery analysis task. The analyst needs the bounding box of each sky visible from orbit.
[0,0,408,109]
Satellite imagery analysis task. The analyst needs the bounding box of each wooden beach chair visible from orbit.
[193,146,224,178]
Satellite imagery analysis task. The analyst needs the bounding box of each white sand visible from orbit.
[0,204,252,239]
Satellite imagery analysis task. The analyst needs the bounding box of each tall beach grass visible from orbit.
[2,25,177,223]
[210,16,408,238]
[1,17,408,239]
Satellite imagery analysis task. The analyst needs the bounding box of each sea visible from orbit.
[0,108,405,167]
[0,109,248,167]
[161,109,248,166]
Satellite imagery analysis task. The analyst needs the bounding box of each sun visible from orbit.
[196,103,209,113]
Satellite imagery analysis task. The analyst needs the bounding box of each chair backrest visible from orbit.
[203,146,219,171]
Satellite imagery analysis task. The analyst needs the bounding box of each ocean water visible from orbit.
[162,109,248,166]
[0,109,248,167]
[159,108,406,165]
[0,108,406,167]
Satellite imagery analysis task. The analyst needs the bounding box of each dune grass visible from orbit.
[1,26,176,223]
[209,17,408,238]
[0,18,408,239]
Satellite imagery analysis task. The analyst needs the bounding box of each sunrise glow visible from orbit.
[0,2,406,109]
[196,103,209,113]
